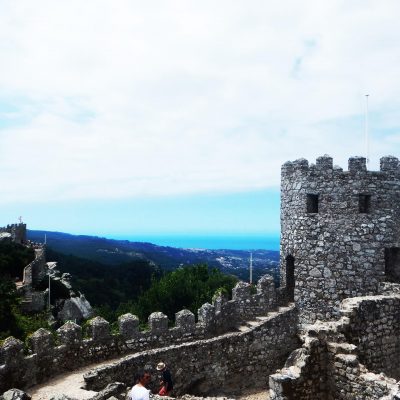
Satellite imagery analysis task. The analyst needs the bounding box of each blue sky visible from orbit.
[1,189,280,237]
[1,1,400,242]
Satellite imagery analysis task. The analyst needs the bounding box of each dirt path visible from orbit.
[237,389,270,400]
[28,366,96,400]
[28,355,127,400]
[28,358,270,400]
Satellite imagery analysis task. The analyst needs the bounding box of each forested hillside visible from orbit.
[0,231,277,340]
[28,230,280,282]
[46,248,161,309]
[47,248,237,324]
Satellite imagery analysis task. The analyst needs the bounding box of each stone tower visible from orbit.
[280,155,400,324]
[0,223,27,244]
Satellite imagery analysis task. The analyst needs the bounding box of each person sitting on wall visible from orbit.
[128,369,152,400]
[156,361,173,396]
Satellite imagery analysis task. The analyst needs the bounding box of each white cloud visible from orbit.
[0,0,400,203]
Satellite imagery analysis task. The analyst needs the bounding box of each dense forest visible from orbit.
[49,248,237,324]
[0,241,49,340]
[0,241,34,280]
[46,248,161,309]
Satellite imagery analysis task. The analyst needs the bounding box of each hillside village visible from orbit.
[1,155,400,399]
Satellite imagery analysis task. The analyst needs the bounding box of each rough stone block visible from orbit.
[232,281,251,301]
[282,161,294,175]
[213,293,227,313]
[175,309,195,333]
[257,275,277,311]
[29,328,53,355]
[118,313,139,339]
[316,155,333,170]
[288,158,309,176]
[1,388,31,400]
[0,337,24,366]
[197,302,215,330]
[348,156,367,172]
[87,316,110,341]
[148,312,168,334]
[380,156,399,172]
[57,321,82,346]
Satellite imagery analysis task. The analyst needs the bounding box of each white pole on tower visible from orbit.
[249,252,253,284]
[48,271,51,310]
[365,94,370,169]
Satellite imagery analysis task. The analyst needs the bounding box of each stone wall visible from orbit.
[0,275,288,393]
[232,275,278,320]
[342,295,400,381]
[21,247,46,288]
[30,247,47,288]
[269,293,400,399]
[18,246,48,313]
[83,305,299,396]
[280,155,400,324]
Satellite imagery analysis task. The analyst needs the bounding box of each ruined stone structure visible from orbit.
[269,288,400,399]
[2,156,400,400]
[0,277,295,395]
[18,245,49,312]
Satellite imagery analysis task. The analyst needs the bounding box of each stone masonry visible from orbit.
[280,155,400,324]
[269,292,400,399]
[0,275,291,394]
[83,305,298,396]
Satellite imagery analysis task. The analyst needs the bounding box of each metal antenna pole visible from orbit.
[48,272,51,310]
[249,252,253,284]
[365,94,370,168]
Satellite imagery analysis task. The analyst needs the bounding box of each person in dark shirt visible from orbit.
[156,362,173,396]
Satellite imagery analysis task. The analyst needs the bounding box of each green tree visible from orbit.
[0,277,20,339]
[0,241,34,280]
[132,264,237,322]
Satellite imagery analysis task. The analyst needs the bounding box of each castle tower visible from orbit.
[10,223,27,244]
[280,155,400,324]
[0,223,27,244]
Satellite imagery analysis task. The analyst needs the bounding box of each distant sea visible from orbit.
[114,234,280,251]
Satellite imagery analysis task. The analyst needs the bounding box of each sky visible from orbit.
[1,1,400,241]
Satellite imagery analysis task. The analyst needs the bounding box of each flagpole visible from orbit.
[365,94,369,169]
[249,252,253,284]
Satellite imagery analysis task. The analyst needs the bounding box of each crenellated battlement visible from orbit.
[0,274,289,392]
[83,304,299,396]
[282,155,400,177]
